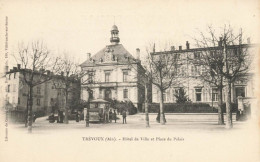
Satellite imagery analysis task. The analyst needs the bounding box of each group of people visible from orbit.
[108,109,127,124]
[49,110,64,123]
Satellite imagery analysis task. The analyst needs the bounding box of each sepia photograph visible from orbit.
[0,0,259,162]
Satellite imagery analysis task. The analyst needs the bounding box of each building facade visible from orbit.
[80,25,147,110]
[152,41,257,107]
[0,65,80,120]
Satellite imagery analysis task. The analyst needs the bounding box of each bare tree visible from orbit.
[13,41,58,133]
[52,54,81,124]
[192,26,226,125]
[193,25,252,129]
[144,43,179,125]
[79,65,96,127]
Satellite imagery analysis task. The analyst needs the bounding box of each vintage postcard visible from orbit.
[0,0,259,162]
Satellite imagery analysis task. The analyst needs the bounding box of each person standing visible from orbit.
[109,109,112,123]
[122,110,127,124]
[113,110,117,123]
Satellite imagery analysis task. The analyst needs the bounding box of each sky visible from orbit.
[0,0,259,73]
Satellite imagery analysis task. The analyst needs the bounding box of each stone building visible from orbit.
[0,65,80,121]
[80,25,148,110]
[152,41,258,107]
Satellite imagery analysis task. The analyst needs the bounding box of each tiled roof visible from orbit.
[80,44,137,67]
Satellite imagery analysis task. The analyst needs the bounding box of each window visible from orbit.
[37,87,41,94]
[88,72,94,83]
[212,88,218,101]
[123,71,128,82]
[37,98,41,106]
[58,89,61,96]
[195,88,202,101]
[123,89,128,98]
[163,93,166,102]
[18,97,20,104]
[181,67,186,77]
[210,51,216,57]
[105,72,110,82]
[99,89,102,98]
[235,87,245,98]
[175,88,180,96]
[174,53,180,59]
[14,73,16,79]
[191,66,194,76]
[194,65,201,75]
[201,66,206,75]
[194,52,201,59]
[166,90,170,102]
[8,74,11,80]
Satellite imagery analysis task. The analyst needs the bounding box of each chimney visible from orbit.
[61,71,64,76]
[171,46,175,51]
[186,41,190,49]
[179,46,182,50]
[13,67,17,71]
[218,37,223,47]
[46,70,50,75]
[87,53,91,60]
[247,37,251,44]
[17,64,21,69]
[136,48,140,60]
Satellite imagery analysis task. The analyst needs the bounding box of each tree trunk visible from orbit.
[145,84,149,128]
[225,79,233,129]
[159,89,166,125]
[86,90,91,127]
[217,86,224,125]
[64,90,69,124]
[25,92,29,127]
[27,85,33,133]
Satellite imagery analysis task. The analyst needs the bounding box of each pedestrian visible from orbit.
[59,110,64,123]
[49,113,55,123]
[33,113,37,122]
[156,110,160,123]
[76,111,80,122]
[57,110,60,123]
[113,110,117,123]
[122,110,127,124]
[109,109,112,123]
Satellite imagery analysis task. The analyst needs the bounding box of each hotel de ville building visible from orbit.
[80,25,148,111]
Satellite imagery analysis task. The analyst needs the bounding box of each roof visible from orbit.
[152,43,258,55]
[90,99,110,103]
[80,44,138,67]
[111,25,118,31]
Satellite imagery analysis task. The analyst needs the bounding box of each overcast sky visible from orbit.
[0,0,259,72]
